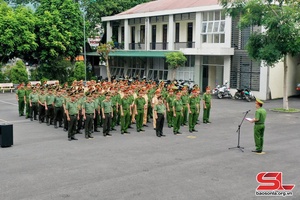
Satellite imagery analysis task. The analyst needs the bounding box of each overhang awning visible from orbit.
[85,50,176,57]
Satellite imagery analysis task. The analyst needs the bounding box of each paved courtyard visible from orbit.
[0,93,299,200]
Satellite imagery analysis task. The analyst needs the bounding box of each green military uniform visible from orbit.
[110,93,119,130]
[24,87,32,118]
[97,94,105,128]
[154,103,166,137]
[166,93,175,127]
[101,98,113,136]
[82,98,95,138]
[66,100,79,140]
[53,94,64,128]
[254,107,267,152]
[120,96,132,134]
[203,92,212,123]
[188,94,200,132]
[38,92,46,123]
[135,96,146,132]
[173,98,183,134]
[181,93,189,125]
[45,93,55,125]
[29,90,39,120]
[16,88,26,116]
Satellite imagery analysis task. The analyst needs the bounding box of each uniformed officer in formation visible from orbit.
[202,86,212,124]
[16,79,209,139]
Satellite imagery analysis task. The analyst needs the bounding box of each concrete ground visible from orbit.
[0,93,299,200]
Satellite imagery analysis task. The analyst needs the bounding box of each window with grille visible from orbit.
[201,11,225,43]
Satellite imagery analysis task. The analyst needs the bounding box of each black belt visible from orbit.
[86,113,93,115]
[70,114,77,116]
[157,113,164,115]
[47,104,53,106]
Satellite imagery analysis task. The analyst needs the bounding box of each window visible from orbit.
[202,11,225,43]
[175,23,180,43]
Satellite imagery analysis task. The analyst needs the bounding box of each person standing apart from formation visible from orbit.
[249,99,267,153]
[154,96,166,137]
[65,93,79,141]
[101,92,113,137]
[173,92,183,135]
[202,87,212,124]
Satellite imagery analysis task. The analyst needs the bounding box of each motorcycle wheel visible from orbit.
[245,96,251,102]
[217,92,223,99]
[234,93,239,100]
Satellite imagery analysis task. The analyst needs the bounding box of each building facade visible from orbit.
[98,0,300,100]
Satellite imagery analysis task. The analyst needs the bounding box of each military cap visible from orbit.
[256,98,264,105]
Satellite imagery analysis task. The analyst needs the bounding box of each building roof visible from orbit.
[117,0,219,16]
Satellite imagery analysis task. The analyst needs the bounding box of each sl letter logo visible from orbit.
[256,172,295,191]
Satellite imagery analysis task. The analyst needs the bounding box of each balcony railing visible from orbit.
[174,42,195,50]
[150,42,168,50]
[129,43,146,50]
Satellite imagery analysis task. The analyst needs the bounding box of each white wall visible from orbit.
[268,55,300,99]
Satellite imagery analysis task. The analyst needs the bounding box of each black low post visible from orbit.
[0,124,13,147]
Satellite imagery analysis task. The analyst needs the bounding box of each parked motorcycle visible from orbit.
[234,88,255,102]
[214,81,232,99]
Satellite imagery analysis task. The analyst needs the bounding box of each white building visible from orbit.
[97,0,300,100]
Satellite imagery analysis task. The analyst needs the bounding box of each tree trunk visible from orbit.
[106,56,111,82]
[172,68,177,81]
[283,55,289,110]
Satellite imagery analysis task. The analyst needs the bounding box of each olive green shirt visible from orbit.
[66,101,79,116]
[101,100,112,113]
[135,97,146,110]
[83,100,95,114]
[155,103,166,114]
[255,107,267,124]
[121,97,132,110]
[38,94,46,104]
[25,88,32,98]
[181,94,189,105]
[17,89,25,98]
[203,92,211,104]
[46,94,55,105]
[29,92,39,103]
[173,99,183,112]
[54,96,64,107]
[188,95,200,109]
[166,95,175,107]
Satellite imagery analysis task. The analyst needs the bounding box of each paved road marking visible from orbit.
[0,100,18,106]
[0,119,31,124]
[187,136,197,139]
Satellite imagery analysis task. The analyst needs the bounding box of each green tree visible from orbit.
[220,0,300,110]
[35,0,83,62]
[0,1,38,62]
[73,61,86,80]
[166,52,187,81]
[38,59,73,83]
[9,60,28,84]
[97,41,114,82]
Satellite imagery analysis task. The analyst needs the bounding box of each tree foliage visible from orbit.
[9,60,28,84]
[166,52,187,69]
[220,0,300,109]
[0,1,38,61]
[73,61,86,80]
[35,0,83,62]
[166,52,187,81]
[97,41,114,82]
